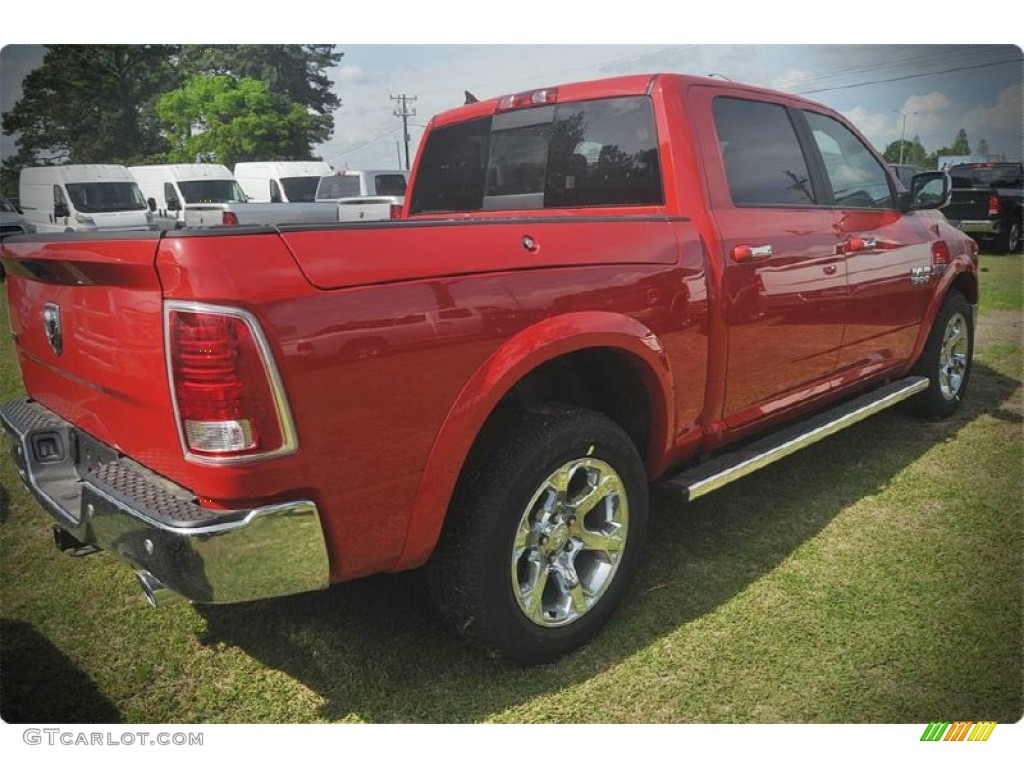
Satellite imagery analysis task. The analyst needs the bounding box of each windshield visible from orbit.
[280,176,320,202]
[316,175,361,199]
[66,182,147,213]
[0,196,15,213]
[178,179,247,203]
[950,164,1022,187]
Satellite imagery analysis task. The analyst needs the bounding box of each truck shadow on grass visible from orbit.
[197,360,1021,723]
[1,619,123,724]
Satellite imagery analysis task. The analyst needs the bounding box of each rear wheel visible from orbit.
[906,291,974,418]
[427,405,648,665]
[996,218,1022,254]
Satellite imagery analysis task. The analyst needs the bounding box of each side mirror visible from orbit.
[901,171,950,212]
[54,202,69,218]
[167,197,181,212]
[147,197,157,212]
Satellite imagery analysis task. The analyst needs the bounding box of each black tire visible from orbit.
[427,405,649,665]
[994,217,1022,254]
[905,290,974,418]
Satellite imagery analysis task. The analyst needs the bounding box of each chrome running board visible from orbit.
[661,376,929,502]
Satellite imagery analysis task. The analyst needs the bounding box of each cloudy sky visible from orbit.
[321,43,1022,169]
[1,19,1021,173]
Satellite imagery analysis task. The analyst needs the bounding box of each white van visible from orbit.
[19,165,155,233]
[233,161,332,203]
[130,163,246,225]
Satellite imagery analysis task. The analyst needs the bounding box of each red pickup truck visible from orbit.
[1,74,978,664]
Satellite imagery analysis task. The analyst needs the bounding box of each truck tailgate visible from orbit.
[2,234,180,471]
[945,188,991,222]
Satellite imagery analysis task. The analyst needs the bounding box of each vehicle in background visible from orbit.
[233,161,332,203]
[0,195,35,281]
[944,162,1023,253]
[316,169,409,222]
[130,162,341,229]
[19,165,156,233]
[130,164,246,227]
[0,195,35,238]
[889,163,927,189]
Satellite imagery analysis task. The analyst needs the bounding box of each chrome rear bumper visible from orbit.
[1,398,329,604]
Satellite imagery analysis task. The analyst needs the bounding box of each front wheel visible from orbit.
[906,290,974,418]
[427,405,649,665]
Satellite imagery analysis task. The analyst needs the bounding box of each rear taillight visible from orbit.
[988,195,1001,216]
[389,203,404,220]
[165,302,296,462]
[222,211,240,226]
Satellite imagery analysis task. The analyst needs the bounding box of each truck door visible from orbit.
[800,109,934,380]
[696,91,847,428]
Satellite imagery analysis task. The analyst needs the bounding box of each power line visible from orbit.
[796,56,1023,95]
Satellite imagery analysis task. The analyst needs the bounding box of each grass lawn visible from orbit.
[0,253,1021,724]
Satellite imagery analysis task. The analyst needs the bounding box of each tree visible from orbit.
[883,136,929,167]
[178,45,342,150]
[977,138,990,156]
[157,75,321,166]
[950,128,971,155]
[2,45,180,166]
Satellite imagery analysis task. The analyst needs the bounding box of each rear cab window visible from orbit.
[409,95,662,215]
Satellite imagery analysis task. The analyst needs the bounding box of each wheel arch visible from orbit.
[907,263,978,371]
[392,311,675,571]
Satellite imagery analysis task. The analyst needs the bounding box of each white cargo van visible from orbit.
[130,163,246,225]
[19,165,155,233]
[233,161,332,203]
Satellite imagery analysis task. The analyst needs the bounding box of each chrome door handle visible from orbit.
[845,236,878,253]
[731,244,774,262]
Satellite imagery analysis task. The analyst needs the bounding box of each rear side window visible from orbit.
[409,95,662,214]
[374,174,408,196]
[713,97,817,206]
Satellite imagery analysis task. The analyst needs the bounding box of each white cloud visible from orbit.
[770,69,818,93]
[335,65,368,85]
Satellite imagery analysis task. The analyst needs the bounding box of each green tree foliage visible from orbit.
[951,128,971,155]
[2,45,180,167]
[178,45,342,148]
[883,136,930,167]
[2,44,342,193]
[157,75,320,166]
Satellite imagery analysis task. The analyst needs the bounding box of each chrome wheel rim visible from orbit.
[939,311,969,400]
[511,458,629,627]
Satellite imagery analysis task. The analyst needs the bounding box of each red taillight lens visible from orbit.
[389,203,403,220]
[222,211,240,226]
[167,306,293,460]
[988,195,1001,216]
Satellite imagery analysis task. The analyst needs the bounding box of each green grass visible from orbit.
[1,255,1021,723]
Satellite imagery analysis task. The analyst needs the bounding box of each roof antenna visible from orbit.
[464,90,479,104]
[708,73,732,81]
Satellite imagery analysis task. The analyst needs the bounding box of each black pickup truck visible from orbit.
[943,162,1023,253]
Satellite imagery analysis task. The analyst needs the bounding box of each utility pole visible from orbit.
[391,93,417,171]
